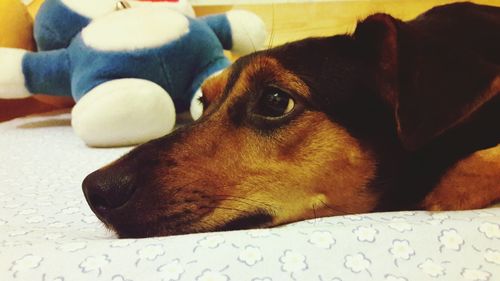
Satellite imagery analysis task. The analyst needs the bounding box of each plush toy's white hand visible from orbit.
[60,0,195,19]
[129,0,195,17]
[58,0,117,19]
[0,48,31,99]
[226,10,267,55]
[71,78,176,147]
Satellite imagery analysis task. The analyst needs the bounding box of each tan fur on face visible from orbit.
[152,56,378,231]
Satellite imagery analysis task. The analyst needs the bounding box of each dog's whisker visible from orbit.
[237,13,258,53]
[210,197,262,209]
[212,193,269,204]
[319,199,351,215]
[212,194,275,208]
[194,221,216,232]
[313,202,317,219]
[268,3,276,49]
[210,197,267,210]
[167,178,206,198]
[199,205,255,215]
[169,187,182,198]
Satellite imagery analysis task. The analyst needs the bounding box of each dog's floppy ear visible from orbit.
[354,14,400,109]
[354,13,500,151]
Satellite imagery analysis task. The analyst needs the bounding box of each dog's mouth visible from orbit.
[216,211,274,232]
[104,210,274,238]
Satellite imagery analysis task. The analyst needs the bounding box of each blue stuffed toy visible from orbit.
[0,0,266,147]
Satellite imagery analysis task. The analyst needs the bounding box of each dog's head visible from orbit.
[82,8,499,237]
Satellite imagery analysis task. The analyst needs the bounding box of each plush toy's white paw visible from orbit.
[62,0,195,19]
[130,0,195,18]
[71,78,175,147]
[190,88,204,121]
[61,0,117,19]
[82,7,189,52]
[226,10,267,55]
[0,48,31,99]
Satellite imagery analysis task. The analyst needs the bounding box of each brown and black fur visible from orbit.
[82,2,500,238]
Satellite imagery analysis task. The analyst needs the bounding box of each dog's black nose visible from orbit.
[82,167,137,217]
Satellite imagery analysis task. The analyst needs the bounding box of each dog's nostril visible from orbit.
[88,192,112,211]
[82,168,137,216]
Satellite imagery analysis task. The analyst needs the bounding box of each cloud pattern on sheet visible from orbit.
[0,115,499,281]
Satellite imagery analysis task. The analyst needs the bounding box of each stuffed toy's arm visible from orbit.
[202,10,267,56]
[0,48,71,99]
[0,48,31,99]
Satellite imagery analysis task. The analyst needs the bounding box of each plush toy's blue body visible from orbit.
[0,0,266,147]
[27,0,233,111]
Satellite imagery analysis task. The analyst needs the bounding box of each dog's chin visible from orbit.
[108,222,196,238]
[102,211,275,238]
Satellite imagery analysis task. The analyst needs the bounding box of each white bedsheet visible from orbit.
[1,114,499,281]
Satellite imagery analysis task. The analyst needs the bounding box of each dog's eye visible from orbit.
[254,87,295,118]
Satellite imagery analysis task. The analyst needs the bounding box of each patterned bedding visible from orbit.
[1,114,499,281]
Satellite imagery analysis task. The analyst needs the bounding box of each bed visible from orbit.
[1,113,499,280]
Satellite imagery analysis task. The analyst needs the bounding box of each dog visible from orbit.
[82,2,500,238]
